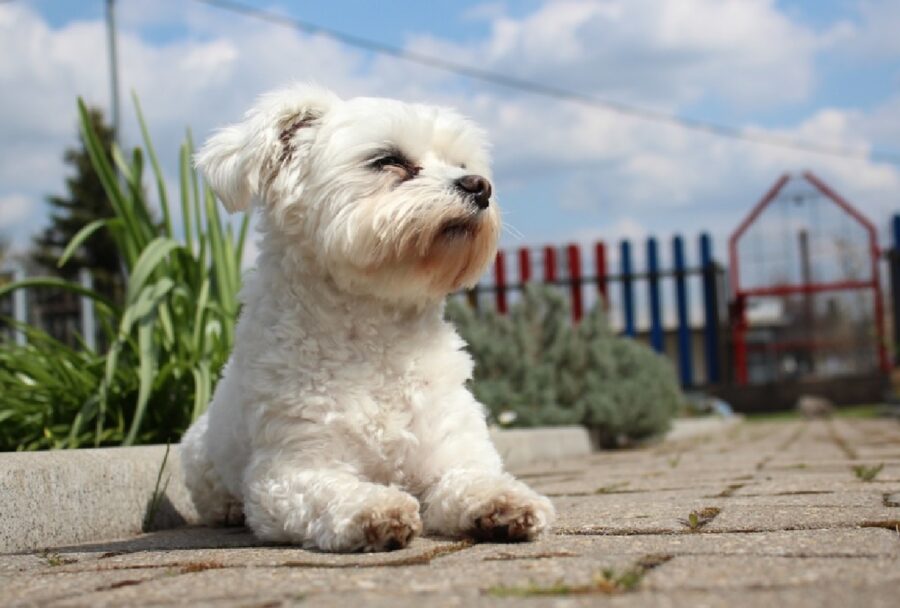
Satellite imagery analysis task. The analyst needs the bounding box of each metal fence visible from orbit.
[6,209,900,397]
[465,233,727,388]
[0,267,96,350]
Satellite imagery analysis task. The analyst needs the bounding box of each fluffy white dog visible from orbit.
[180,84,555,552]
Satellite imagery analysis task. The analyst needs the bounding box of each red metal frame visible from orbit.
[518,247,531,285]
[728,172,888,384]
[595,242,608,307]
[543,246,557,283]
[566,244,583,321]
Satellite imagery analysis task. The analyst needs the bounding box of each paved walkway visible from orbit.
[2,419,899,607]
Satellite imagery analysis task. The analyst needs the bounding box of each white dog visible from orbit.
[180,84,554,552]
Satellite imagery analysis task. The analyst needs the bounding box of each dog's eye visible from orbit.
[374,154,409,168]
[371,152,420,179]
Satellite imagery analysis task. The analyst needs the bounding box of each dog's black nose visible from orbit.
[455,175,492,209]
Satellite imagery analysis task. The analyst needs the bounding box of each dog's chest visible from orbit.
[339,338,462,483]
[348,355,432,466]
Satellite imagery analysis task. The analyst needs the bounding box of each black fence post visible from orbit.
[890,214,900,365]
[700,233,721,384]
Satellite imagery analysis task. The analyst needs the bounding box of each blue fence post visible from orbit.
[620,240,635,337]
[646,237,663,351]
[890,214,900,365]
[700,233,720,384]
[672,235,693,387]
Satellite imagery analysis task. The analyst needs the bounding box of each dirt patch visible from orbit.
[860,520,900,532]
[483,550,577,561]
[95,579,145,591]
[713,483,745,498]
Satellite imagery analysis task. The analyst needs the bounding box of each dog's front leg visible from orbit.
[243,455,422,552]
[413,391,555,541]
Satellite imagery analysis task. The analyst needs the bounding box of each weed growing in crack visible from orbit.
[594,481,631,494]
[39,550,75,567]
[484,569,645,597]
[143,443,171,532]
[485,554,672,597]
[679,507,721,531]
[487,581,576,597]
[852,463,884,482]
[594,567,645,593]
[715,483,745,498]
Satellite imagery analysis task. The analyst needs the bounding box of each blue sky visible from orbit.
[2,0,900,275]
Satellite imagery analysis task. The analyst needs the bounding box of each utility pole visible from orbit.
[105,0,121,149]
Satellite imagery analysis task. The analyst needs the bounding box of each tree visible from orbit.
[32,108,124,302]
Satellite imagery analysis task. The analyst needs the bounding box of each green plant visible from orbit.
[679,507,721,531]
[853,463,884,482]
[0,96,248,450]
[594,481,630,494]
[39,550,74,567]
[486,560,665,597]
[143,443,172,532]
[594,566,645,593]
[0,325,128,450]
[446,284,684,444]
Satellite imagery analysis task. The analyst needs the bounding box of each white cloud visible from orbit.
[0,194,30,225]
[841,0,900,57]
[0,0,897,266]
[409,0,823,108]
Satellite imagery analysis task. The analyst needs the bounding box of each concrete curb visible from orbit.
[0,417,736,553]
[665,415,743,442]
[489,425,592,468]
[0,445,197,554]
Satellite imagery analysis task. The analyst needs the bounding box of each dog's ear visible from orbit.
[195,85,340,213]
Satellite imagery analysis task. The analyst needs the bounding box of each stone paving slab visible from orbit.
[644,555,900,590]
[2,418,899,607]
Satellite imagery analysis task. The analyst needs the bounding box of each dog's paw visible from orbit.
[358,501,423,552]
[464,487,554,542]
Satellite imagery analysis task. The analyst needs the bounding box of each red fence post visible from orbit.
[567,244,583,322]
[518,247,531,285]
[595,241,608,308]
[495,250,507,314]
[543,246,557,283]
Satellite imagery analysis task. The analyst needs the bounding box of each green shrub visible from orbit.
[0,97,247,450]
[446,284,684,445]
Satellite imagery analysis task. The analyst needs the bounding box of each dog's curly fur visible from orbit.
[180,84,555,552]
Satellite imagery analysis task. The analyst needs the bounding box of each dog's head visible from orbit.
[196,84,500,303]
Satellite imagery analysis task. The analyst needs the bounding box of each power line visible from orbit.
[193,0,900,166]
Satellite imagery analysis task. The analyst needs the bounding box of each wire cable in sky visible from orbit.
[191,0,898,166]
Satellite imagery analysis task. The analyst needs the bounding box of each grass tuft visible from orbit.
[594,481,631,494]
[679,507,721,531]
[486,554,672,597]
[852,463,884,482]
[39,550,75,567]
[142,443,171,532]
